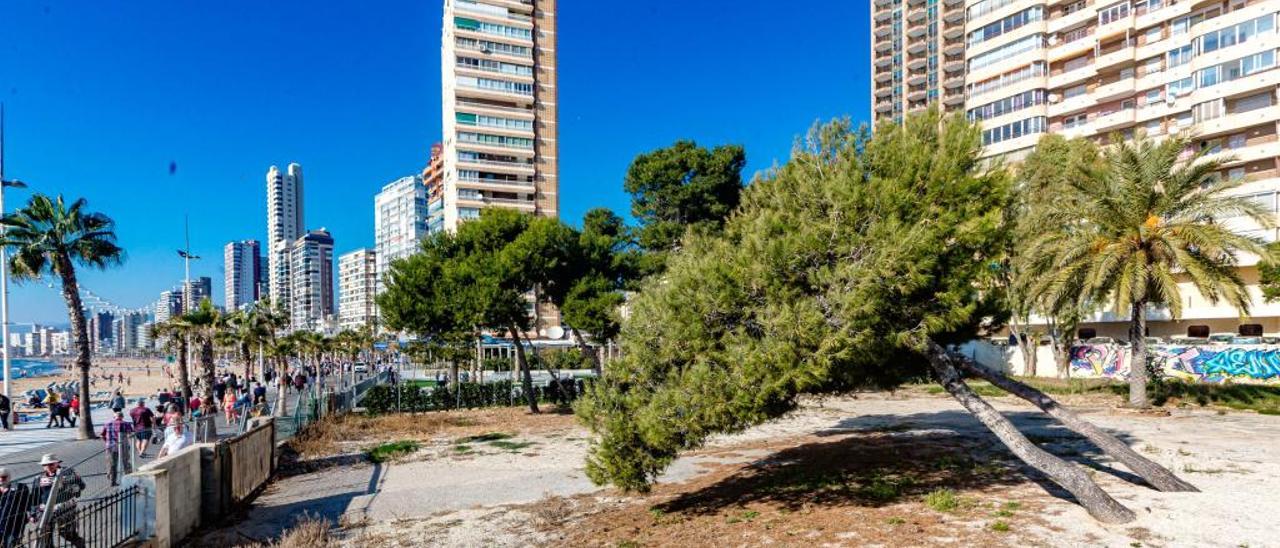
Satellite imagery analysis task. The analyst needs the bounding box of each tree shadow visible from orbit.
[659,409,1154,516]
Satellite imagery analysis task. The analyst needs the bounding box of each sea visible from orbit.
[7,359,61,378]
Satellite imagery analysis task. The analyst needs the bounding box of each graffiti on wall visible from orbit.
[1070,344,1280,383]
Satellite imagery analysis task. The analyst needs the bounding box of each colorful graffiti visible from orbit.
[1070,345,1127,378]
[1070,344,1280,383]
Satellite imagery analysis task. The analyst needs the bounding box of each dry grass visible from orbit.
[285,407,580,461]
[530,493,575,527]
[269,515,332,548]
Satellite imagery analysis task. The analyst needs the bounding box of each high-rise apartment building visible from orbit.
[155,290,182,323]
[423,143,446,234]
[962,0,1280,335]
[338,248,378,330]
[267,163,305,311]
[872,0,968,125]
[183,276,213,312]
[290,229,335,332]
[440,0,558,231]
[374,175,428,294]
[224,240,263,311]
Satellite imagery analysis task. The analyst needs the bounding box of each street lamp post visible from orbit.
[0,104,30,430]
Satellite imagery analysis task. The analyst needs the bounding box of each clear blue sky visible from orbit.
[0,1,870,325]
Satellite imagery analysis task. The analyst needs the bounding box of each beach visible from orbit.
[9,356,190,403]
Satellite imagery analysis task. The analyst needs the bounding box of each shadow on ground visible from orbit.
[660,409,1153,516]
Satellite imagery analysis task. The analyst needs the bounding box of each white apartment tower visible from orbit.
[338,248,379,330]
[963,0,1280,335]
[267,163,304,312]
[441,0,558,231]
[374,175,428,295]
[290,229,335,332]
[224,240,263,311]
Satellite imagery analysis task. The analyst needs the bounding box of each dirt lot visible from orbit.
[200,391,1280,547]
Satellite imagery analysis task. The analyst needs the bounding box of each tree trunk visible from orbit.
[570,327,602,376]
[924,340,1135,524]
[177,337,193,401]
[1055,342,1072,380]
[241,342,252,381]
[200,339,216,415]
[957,358,1198,492]
[275,356,288,417]
[1128,301,1149,408]
[56,259,96,440]
[508,326,539,414]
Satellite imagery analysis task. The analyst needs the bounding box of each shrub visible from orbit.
[924,488,959,512]
[367,440,420,463]
[362,378,594,415]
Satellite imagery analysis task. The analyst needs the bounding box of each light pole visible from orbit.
[177,216,200,381]
[0,104,30,429]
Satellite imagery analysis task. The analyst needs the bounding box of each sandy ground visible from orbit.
[198,393,1280,547]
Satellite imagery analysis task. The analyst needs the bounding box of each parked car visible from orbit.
[1208,333,1236,345]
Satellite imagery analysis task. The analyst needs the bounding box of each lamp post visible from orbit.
[0,104,30,429]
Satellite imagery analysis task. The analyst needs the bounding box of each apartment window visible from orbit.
[1062,0,1088,15]
[1144,118,1163,135]
[455,37,531,57]
[1198,14,1276,55]
[1234,91,1274,112]
[458,132,534,149]
[1063,84,1088,98]
[1227,133,1247,149]
[1138,55,1163,76]
[1133,0,1164,15]
[1141,88,1162,107]
[966,62,1047,98]
[455,17,532,39]
[456,56,533,76]
[1171,16,1191,36]
[1167,45,1193,68]
[968,6,1043,46]
[967,89,1047,121]
[967,0,1017,21]
[1098,2,1130,25]
[982,117,1047,145]
[458,76,533,96]
[1193,99,1224,122]
[1166,76,1193,97]
[458,208,481,220]
[1061,26,1094,44]
[1142,26,1163,45]
[1063,113,1089,128]
[1064,54,1090,71]
[968,34,1046,71]
[1229,167,1247,181]
[1195,50,1278,90]
[1173,110,1193,127]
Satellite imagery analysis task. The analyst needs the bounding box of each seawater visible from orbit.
[8,359,60,378]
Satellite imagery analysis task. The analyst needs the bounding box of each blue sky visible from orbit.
[0,1,870,324]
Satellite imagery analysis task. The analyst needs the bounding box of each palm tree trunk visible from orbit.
[924,340,1135,524]
[56,258,96,440]
[177,337,193,401]
[241,342,252,382]
[508,326,539,414]
[570,327,602,376]
[200,339,215,415]
[1128,301,1149,408]
[956,358,1198,492]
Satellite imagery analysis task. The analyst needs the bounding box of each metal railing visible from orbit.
[8,473,141,548]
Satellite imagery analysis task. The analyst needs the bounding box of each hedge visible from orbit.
[362,378,590,414]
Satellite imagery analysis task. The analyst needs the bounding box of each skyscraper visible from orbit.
[374,175,428,295]
[224,240,263,311]
[338,248,378,330]
[290,229,335,332]
[183,276,213,312]
[423,143,446,234]
[440,0,558,231]
[871,0,967,125]
[155,290,182,323]
[267,163,304,311]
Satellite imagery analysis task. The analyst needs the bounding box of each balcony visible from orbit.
[1093,78,1135,102]
[944,74,964,89]
[875,71,893,83]
[875,10,893,24]
[908,57,926,70]
[457,157,536,174]
[908,72,926,85]
[457,194,537,212]
[908,41,926,54]
[907,8,926,23]
[875,0,893,7]
[944,26,963,39]
[1096,13,1134,41]
[875,41,893,53]
[1049,6,1096,34]
[1049,92,1094,117]
[875,56,893,68]
[1049,29,1096,61]
[944,58,965,73]
[876,85,893,98]
[1048,62,1097,89]
[875,25,892,38]
[943,7,964,23]
[876,101,894,113]
[943,40,964,55]
[944,91,965,106]
[1094,108,1135,132]
[907,88,928,101]
[1095,42,1135,71]
[1199,105,1280,137]
[907,23,926,38]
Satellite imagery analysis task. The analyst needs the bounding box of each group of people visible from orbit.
[39,387,79,430]
[213,373,268,424]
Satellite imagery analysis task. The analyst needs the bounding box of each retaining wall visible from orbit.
[125,445,203,548]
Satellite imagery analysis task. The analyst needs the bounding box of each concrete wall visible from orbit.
[229,419,275,503]
[125,445,203,548]
[963,340,1280,383]
[959,340,1063,377]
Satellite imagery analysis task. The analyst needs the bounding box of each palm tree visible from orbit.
[181,298,223,414]
[0,195,124,440]
[152,318,195,400]
[1028,132,1273,407]
[225,308,268,381]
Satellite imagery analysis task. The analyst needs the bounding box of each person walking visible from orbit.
[0,393,10,431]
[100,411,134,487]
[252,382,267,407]
[109,390,125,414]
[42,391,61,429]
[31,454,85,548]
[65,396,78,428]
[129,399,155,457]
[0,468,31,548]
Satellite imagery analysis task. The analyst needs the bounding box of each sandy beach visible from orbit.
[10,356,190,404]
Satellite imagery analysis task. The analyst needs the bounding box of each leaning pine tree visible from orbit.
[576,111,1196,524]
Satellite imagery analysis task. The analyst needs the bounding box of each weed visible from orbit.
[991,520,1011,533]
[1002,501,1022,511]
[1141,444,1158,454]
[531,493,574,527]
[458,432,514,443]
[617,541,640,548]
[993,509,1014,518]
[271,514,331,548]
[366,440,420,463]
[454,443,473,454]
[886,516,906,526]
[726,509,760,524]
[924,489,959,512]
[490,439,537,452]
[1182,464,1227,474]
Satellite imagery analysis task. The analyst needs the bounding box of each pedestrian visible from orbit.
[65,395,78,428]
[109,389,125,414]
[156,408,192,459]
[0,393,10,431]
[156,389,170,409]
[222,390,237,423]
[213,378,226,405]
[100,411,134,487]
[0,467,31,548]
[30,454,85,548]
[293,372,306,394]
[188,395,202,416]
[252,382,267,406]
[129,399,155,457]
[43,391,61,429]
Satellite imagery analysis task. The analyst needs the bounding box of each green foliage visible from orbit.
[623,140,746,269]
[0,193,125,281]
[576,110,1011,491]
[1259,242,1280,303]
[923,488,960,512]
[991,520,1011,532]
[362,379,589,414]
[367,440,420,463]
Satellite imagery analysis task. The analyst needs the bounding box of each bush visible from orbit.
[367,440,420,463]
[362,378,593,415]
